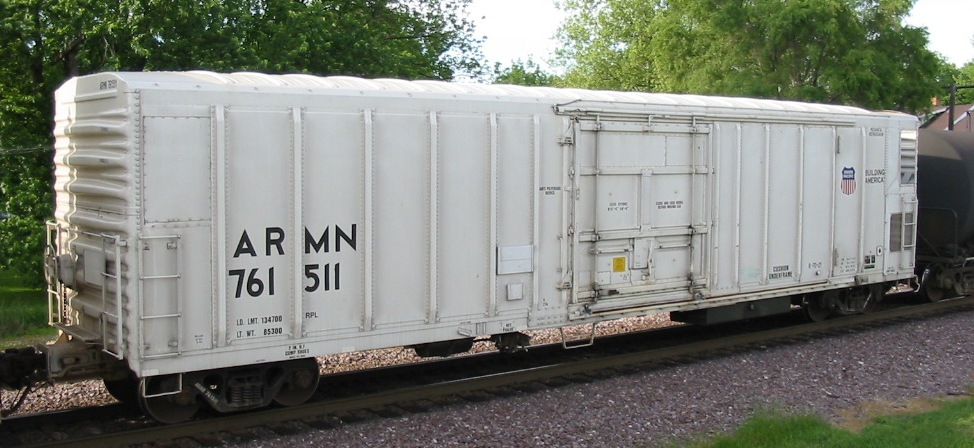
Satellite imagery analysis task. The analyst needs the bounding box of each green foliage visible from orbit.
[0,270,53,344]
[492,58,557,86]
[0,0,483,283]
[954,61,974,104]
[108,0,484,79]
[556,0,662,91]
[690,413,854,448]
[556,0,948,113]
[687,397,974,448]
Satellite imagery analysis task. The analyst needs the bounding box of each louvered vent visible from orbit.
[899,130,918,185]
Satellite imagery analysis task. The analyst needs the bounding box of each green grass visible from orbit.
[687,396,974,448]
[0,270,56,348]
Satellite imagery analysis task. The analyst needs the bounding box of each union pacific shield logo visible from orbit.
[841,167,856,195]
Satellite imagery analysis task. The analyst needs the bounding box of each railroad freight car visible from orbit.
[916,129,974,300]
[8,72,918,422]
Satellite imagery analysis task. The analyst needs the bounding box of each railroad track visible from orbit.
[5,295,972,447]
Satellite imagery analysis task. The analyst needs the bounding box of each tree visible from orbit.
[0,0,483,283]
[556,0,661,91]
[955,60,974,105]
[492,58,557,86]
[555,0,946,113]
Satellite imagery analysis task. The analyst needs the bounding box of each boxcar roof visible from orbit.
[77,71,890,117]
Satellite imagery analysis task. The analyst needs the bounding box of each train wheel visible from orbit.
[923,282,949,302]
[835,284,882,315]
[921,273,954,302]
[103,372,139,405]
[138,378,200,424]
[273,358,320,407]
[802,293,832,322]
[920,267,955,302]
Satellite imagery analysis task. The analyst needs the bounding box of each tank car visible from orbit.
[916,130,974,300]
[1,72,918,423]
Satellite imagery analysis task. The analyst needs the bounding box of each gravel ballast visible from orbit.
[4,309,972,447]
[240,308,974,447]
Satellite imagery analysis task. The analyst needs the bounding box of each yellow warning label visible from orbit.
[612,256,627,273]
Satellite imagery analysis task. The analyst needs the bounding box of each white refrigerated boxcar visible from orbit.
[43,71,918,421]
